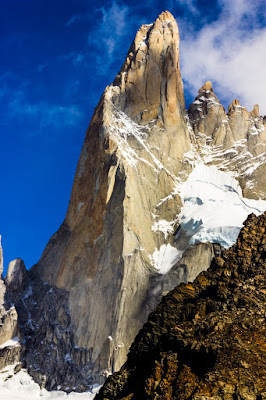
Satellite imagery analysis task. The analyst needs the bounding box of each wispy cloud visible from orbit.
[0,74,83,131]
[65,14,82,27]
[11,95,82,129]
[97,1,128,58]
[37,63,47,72]
[177,0,199,15]
[10,91,82,129]
[63,1,130,73]
[63,52,85,67]
[86,0,130,73]
[180,0,266,113]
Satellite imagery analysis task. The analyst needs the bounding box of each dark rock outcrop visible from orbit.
[5,258,27,292]
[96,212,266,400]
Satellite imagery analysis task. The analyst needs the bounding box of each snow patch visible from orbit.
[77,202,84,214]
[151,219,177,239]
[0,364,100,399]
[151,244,182,274]
[64,353,72,363]
[0,336,20,349]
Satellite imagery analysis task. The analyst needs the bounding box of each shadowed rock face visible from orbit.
[96,212,266,400]
[0,10,265,391]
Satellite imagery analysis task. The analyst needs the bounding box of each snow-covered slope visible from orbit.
[0,365,99,400]
[178,162,266,248]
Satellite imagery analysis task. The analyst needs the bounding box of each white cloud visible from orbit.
[177,0,199,15]
[88,1,129,68]
[180,0,266,114]
[64,2,129,74]
[99,1,128,38]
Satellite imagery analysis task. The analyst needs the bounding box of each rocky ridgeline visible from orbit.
[188,81,266,200]
[96,212,266,400]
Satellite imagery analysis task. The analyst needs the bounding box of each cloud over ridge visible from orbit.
[180,0,266,113]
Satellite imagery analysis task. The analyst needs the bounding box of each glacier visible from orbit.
[178,163,266,249]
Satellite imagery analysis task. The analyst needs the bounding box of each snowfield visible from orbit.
[179,163,266,248]
[0,365,99,400]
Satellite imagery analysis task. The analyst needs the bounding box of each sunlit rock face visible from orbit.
[34,11,194,382]
[1,10,264,390]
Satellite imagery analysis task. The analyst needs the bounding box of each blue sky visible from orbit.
[1,0,265,275]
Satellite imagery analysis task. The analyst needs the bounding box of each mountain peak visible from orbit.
[250,104,260,117]
[199,80,213,92]
[228,99,247,115]
[111,10,185,126]
[157,10,175,23]
[1,10,265,394]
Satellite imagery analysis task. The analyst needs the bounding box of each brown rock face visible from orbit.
[96,212,266,400]
[113,10,185,128]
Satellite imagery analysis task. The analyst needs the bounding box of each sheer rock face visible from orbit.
[96,212,266,400]
[3,11,265,390]
[33,10,192,382]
